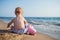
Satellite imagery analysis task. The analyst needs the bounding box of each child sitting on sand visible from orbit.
[7,7,36,35]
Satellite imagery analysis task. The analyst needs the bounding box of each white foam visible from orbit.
[33,24,60,40]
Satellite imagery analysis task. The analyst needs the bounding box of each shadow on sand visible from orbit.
[0,29,14,34]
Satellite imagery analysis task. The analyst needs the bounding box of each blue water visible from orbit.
[0,17,60,40]
[0,17,60,24]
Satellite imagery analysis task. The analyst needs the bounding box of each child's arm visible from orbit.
[24,18,28,25]
[24,19,27,25]
[7,19,14,28]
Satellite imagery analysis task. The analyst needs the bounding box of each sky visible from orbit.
[0,0,60,17]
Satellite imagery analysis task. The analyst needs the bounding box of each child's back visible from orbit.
[13,15,25,30]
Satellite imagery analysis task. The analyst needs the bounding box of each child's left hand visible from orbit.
[7,24,10,28]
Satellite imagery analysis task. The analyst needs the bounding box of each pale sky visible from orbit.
[0,0,60,17]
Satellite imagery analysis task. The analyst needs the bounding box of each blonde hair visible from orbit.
[15,7,23,15]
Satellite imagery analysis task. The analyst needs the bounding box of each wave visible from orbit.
[0,17,60,26]
[28,20,43,25]
[51,22,60,26]
[28,20,60,26]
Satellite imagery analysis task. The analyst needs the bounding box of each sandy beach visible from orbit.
[0,20,56,40]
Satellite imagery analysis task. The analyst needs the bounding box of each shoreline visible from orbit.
[0,20,57,40]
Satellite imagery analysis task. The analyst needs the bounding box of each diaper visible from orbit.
[12,26,28,34]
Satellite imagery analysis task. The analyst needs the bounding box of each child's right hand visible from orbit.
[7,25,9,28]
[25,23,29,27]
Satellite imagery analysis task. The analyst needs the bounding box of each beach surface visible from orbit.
[0,20,56,40]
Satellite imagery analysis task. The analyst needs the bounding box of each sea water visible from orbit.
[0,17,60,40]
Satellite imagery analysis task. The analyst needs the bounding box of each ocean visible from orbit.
[0,17,60,40]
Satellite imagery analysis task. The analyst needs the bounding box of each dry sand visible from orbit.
[0,20,56,40]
